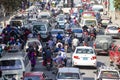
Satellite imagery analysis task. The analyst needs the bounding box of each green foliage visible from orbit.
[0,0,28,13]
[114,0,120,9]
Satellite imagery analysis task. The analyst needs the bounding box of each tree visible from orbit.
[114,0,120,9]
[0,0,27,14]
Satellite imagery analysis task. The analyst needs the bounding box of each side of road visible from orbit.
[108,11,120,26]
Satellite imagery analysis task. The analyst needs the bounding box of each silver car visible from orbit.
[93,35,113,55]
[94,66,120,80]
[55,67,85,80]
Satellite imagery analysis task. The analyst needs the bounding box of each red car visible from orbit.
[22,72,52,80]
[81,11,95,18]
[109,41,120,68]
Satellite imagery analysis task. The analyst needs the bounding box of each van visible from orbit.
[0,51,31,80]
[9,15,28,28]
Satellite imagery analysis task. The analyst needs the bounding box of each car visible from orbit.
[94,66,120,80]
[55,67,85,80]
[22,72,52,80]
[71,27,83,41]
[0,51,31,80]
[50,29,65,38]
[31,21,51,40]
[72,46,97,67]
[109,40,120,68]
[104,24,120,38]
[80,17,98,30]
[93,35,113,55]
[56,14,67,29]
[24,38,42,56]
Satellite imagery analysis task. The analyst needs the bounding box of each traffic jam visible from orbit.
[0,0,120,80]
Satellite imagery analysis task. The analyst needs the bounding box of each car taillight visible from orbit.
[91,56,96,60]
[74,56,80,59]
[106,28,109,32]
[118,29,120,32]
[93,43,96,48]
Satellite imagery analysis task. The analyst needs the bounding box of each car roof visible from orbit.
[58,67,80,73]
[98,66,119,72]
[0,51,26,60]
[76,46,93,49]
[107,24,119,27]
[27,38,40,41]
[24,72,44,76]
[71,27,83,30]
[96,35,112,37]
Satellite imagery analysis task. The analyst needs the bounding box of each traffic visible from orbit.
[0,0,120,80]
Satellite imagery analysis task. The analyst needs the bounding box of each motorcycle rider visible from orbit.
[89,25,97,40]
[72,36,79,51]
[43,47,52,67]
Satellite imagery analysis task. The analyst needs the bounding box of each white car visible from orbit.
[104,24,120,38]
[24,38,42,56]
[72,46,97,67]
[55,67,85,80]
[94,66,120,80]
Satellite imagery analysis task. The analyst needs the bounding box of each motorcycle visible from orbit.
[46,59,52,71]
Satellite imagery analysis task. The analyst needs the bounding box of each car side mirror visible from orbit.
[80,73,85,75]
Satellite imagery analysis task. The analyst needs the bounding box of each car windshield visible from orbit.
[108,26,119,30]
[41,15,49,19]
[58,17,64,21]
[100,71,119,79]
[33,25,46,31]
[76,48,94,54]
[27,41,40,47]
[24,76,40,80]
[72,29,83,33]
[51,30,64,34]
[96,37,111,41]
[10,21,22,27]
[85,20,97,26]
[0,59,22,70]
[58,73,80,79]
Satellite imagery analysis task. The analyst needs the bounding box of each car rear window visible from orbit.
[58,73,80,79]
[0,59,22,70]
[100,71,119,79]
[76,48,94,54]
[24,76,40,80]
[108,26,118,30]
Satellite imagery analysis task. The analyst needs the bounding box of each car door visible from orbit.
[109,46,117,62]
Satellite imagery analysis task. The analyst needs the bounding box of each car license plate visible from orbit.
[83,57,88,60]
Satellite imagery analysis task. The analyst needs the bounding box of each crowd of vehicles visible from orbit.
[0,0,120,80]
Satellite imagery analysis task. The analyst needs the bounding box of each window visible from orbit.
[10,21,22,27]
[33,25,46,31]
[85,20,97,26]
[24,76,40,80]
[76,48,94,54]
[58,73,80,79]
[0,59,22,70]
[100,71,119,79]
